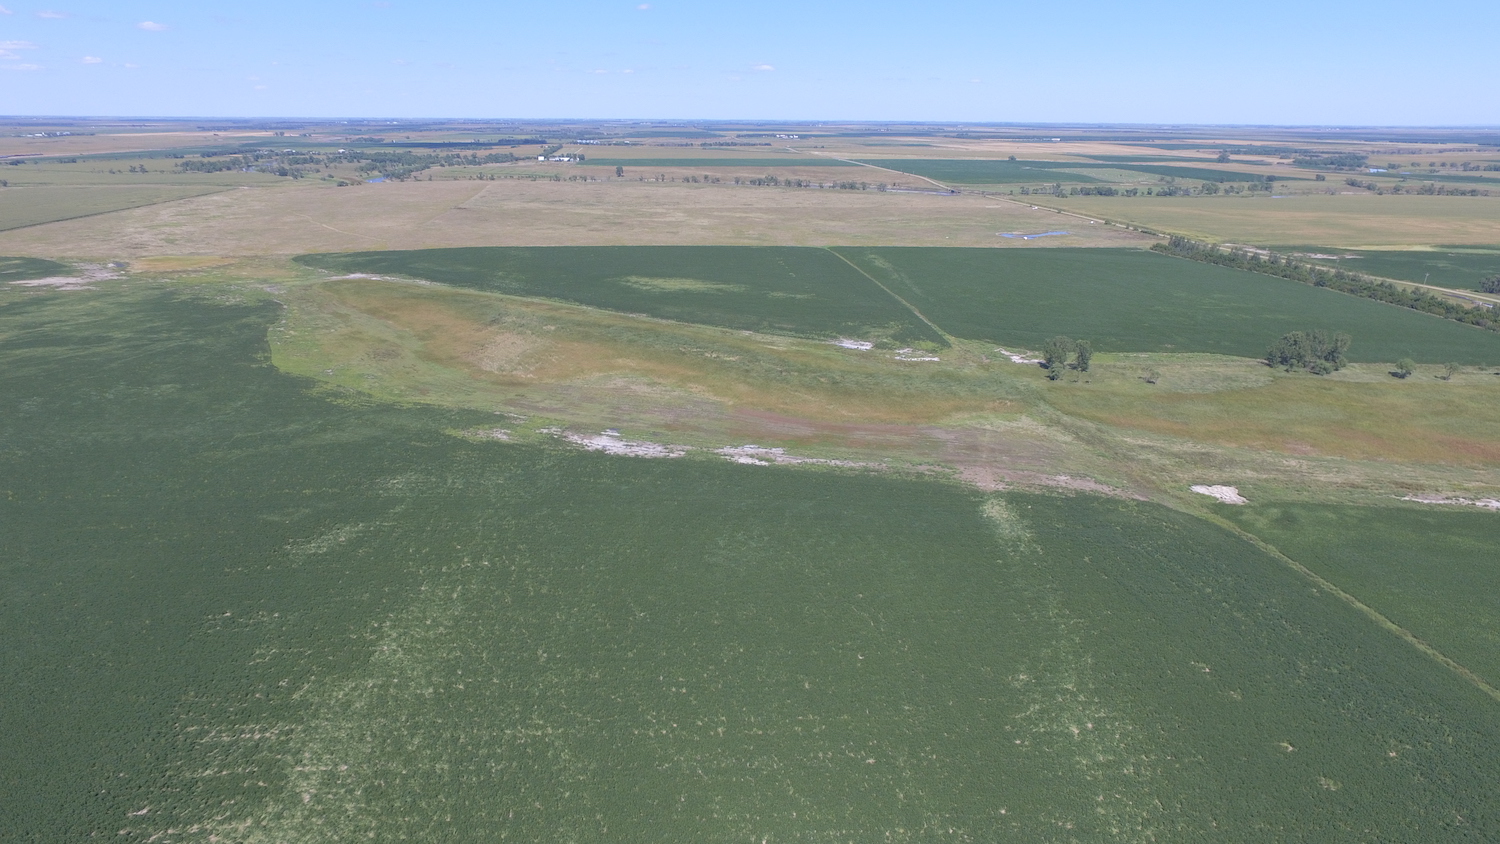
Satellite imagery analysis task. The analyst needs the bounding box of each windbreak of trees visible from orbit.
[1266,329,1350,374]
[1153,237,1498,333]
[176,148,521,181]
[1292,153,1370,170]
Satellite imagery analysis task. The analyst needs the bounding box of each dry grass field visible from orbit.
[0,129,275,158]
[1053,193,1500,246]
[0,177,1148,259]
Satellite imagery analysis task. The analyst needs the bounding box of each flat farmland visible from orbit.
[0,184,230,231]
[859,159,1284,185]
[1225,504,1500,689]
[1280,246,1500,290]
[839,247,1500,363]
[0,179,1149,259]
[5,286,1500,841]
[580,158,857,168]
[859,159,1106,184]
[1051,194,1500,247]
[297,246,945,345]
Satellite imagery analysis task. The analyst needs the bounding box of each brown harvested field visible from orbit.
[0,130,274,158]
[0,177,1150,260]
[1052,193,1500,247]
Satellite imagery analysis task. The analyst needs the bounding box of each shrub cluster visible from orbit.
[1266,329,1350,374]
[1041,336,1092,380]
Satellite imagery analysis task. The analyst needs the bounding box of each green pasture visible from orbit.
[583,158,858,168]
[860,159,1280,185]
[858,159,1105,184]
[0,256,70,281]
[295,246,945,346]
[3,286,1500,841]
[1227,503,1500,690]
[0,184,227,231]
[836,247,1500,363]
[1281,246,1500,291]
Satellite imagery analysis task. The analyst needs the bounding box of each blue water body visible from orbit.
[1000,231,1071,240]
[366,177,387,183]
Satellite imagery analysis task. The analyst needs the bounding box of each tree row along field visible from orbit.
[4,285,1500,841]
[297,246,1500,364]
[1274,246,1500,292]
[857,159,1303,185]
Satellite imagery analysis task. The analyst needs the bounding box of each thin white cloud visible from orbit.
[636,3,650,9]
[3,62,43,70]
[137,20,167,31]
[36,10,66,18]
[253,84,267,90]
[752,64,774,72]
[0,5,13,14]
[1,40,37,59]
[123,62,139,68]
[82,55,101,63]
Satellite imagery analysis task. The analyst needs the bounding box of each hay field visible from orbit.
[0,178,1149,259]
[1052,194,1500,247]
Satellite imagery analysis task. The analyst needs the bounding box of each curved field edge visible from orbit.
[294,246,1500,364]
[0,255,72,281]
[3,285,1500,841]
[293,246,947,347]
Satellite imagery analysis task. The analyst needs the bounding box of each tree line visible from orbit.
[1153,237,1498,333]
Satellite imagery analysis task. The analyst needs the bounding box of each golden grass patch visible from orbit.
[1049,369,1500,466]
[0,177,1150,260]
[1056,194,1500,247]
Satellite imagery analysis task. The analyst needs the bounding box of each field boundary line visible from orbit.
[296,214,381,242]
[1212,515,1500,705]
[788,147,957,192]
[0,186,234,234]
[824,248,954,342]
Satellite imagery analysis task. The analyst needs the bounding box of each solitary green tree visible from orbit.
[1395,358,1415,378]
[615,165,624,177]
[1443,361,1460,380]
[1073,339,1093,373]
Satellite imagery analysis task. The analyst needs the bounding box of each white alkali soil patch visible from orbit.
[1191,485,1248,505]
[1401,495,1500,511]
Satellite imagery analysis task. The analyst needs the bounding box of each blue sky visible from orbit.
[1,0,1496,124]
